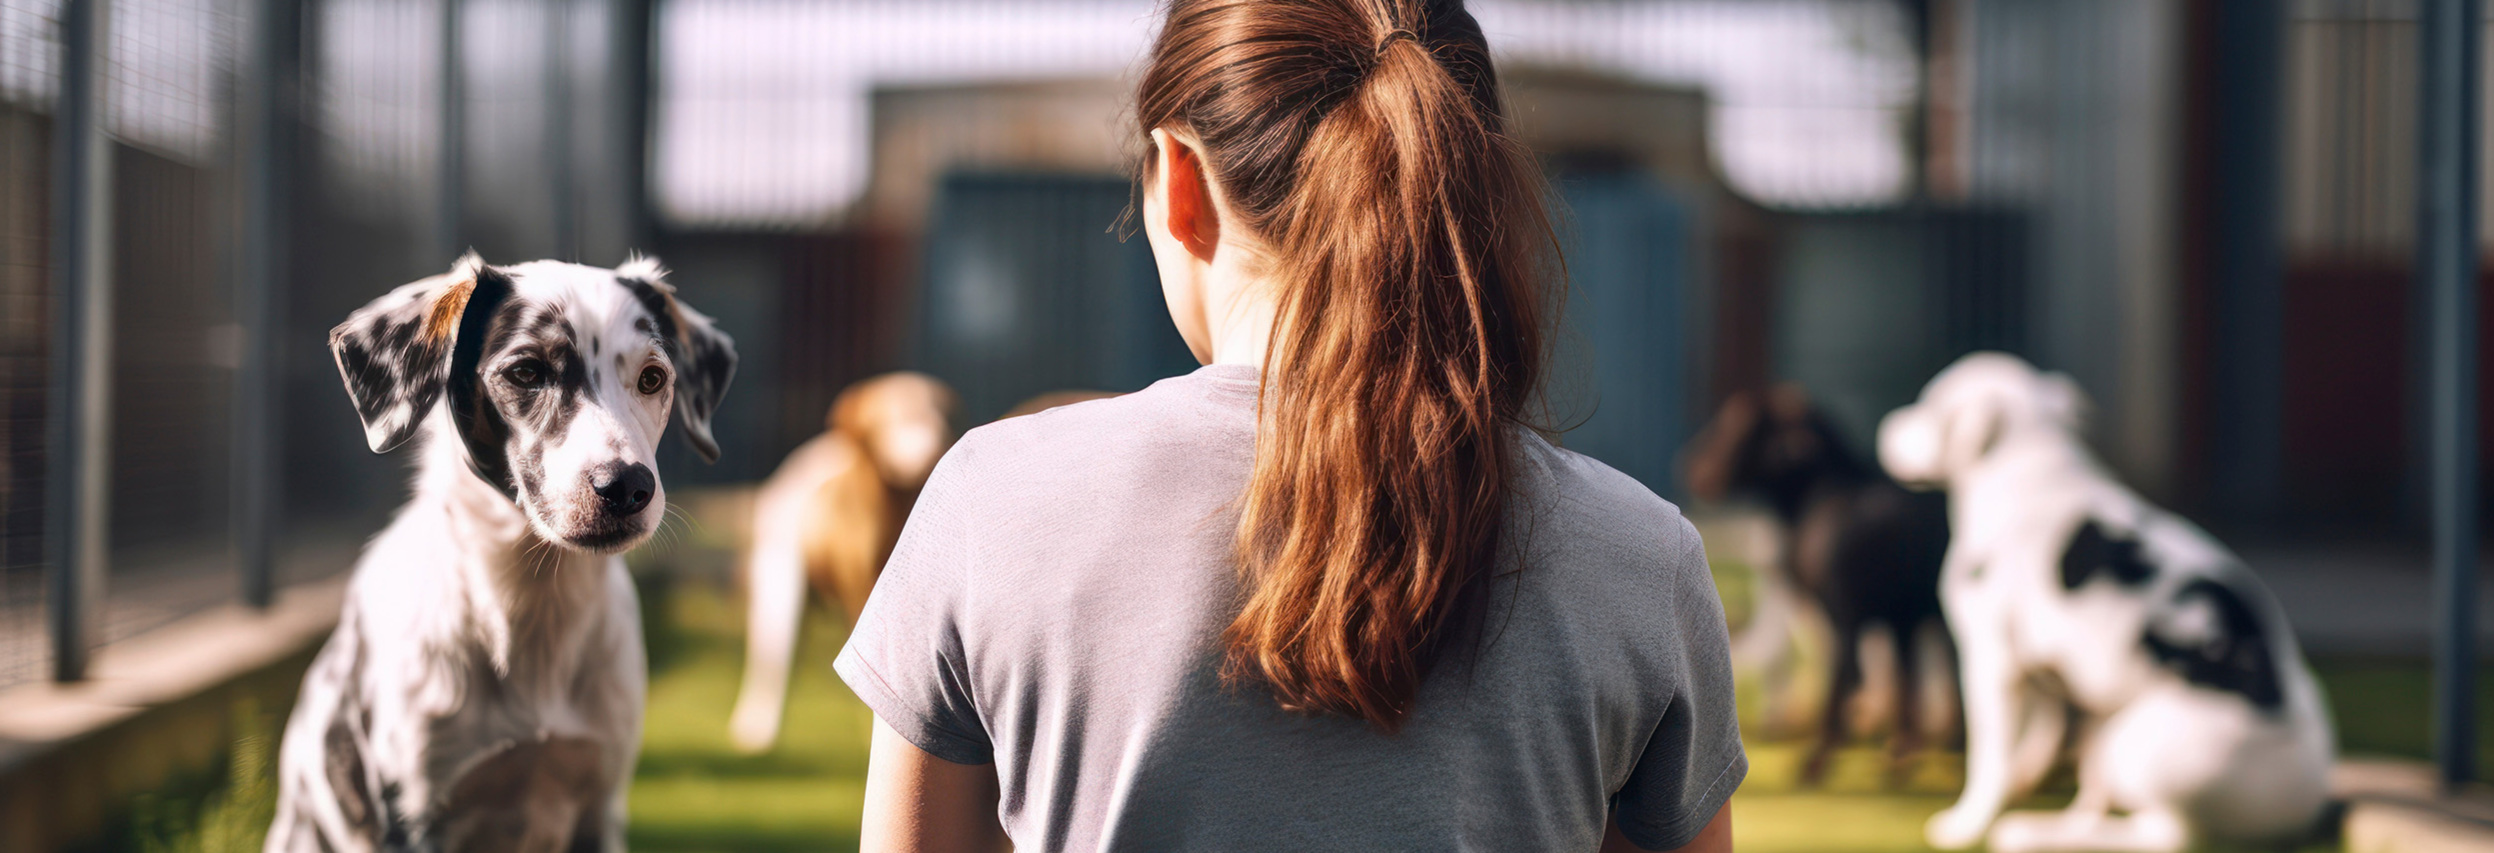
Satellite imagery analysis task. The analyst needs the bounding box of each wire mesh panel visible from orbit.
[288,0,458,546]
[91,0,244,666]
[0,0,247,689]
[0,0,54,690]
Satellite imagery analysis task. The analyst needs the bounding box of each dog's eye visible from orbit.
[637,365,667,395]
[504,361,546,388]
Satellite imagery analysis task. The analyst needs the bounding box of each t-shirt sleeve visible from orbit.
[833,440,994,766]
[1611,515,1747,850]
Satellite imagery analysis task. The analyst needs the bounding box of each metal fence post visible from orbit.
[615,0,652,256]
[46,0,112,682]
[2421,0,2483,791]
[437,0,465,262]
[2208,0,2285,525]
[547,0,577,262]
[232,0,296,610]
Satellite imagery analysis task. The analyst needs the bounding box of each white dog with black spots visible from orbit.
[1878,352,2332,853]
[267,254,734,852]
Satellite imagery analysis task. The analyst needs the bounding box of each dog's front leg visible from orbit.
[590,791,630,853]
[1927,581,2021,850]
[2004,679,2067,800]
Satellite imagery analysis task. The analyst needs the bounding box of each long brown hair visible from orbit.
[1135,0,1557,731]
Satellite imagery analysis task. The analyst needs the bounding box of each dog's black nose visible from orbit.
[592,463,655,517]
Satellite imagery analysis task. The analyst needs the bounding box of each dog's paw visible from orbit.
[727,704,780,754]
[1925,806,1994,850]
[1983,813,2061,853]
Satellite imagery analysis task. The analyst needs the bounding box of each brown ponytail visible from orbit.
[1135,0,1557,731]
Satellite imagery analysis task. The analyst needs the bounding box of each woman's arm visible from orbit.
[860,714,1009,853]
[1601,802,1731,853]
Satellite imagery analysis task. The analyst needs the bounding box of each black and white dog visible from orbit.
[1878,353,2331,853]
[267,254,734,852]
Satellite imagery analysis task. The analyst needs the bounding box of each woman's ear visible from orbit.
[1151,128,1220,261]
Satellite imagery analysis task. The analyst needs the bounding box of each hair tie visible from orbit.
[1376,28,1419,56]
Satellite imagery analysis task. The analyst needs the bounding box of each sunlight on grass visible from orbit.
[628,578,876,852]
[621,570,2368,853]
[85,558,2422,852]
[1729,741,1967,853]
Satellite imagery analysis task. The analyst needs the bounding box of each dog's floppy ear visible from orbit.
[1879,392,1999,487]
[619,256,738,462]
[330,253,495,453]
[668,300,738,463]
[2034,371,2091,432]
[1681,390,1761,501]
[1937,395,2005,478]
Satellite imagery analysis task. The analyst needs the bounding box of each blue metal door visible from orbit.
[917,172,1197,423]
[1551,175,1695,500]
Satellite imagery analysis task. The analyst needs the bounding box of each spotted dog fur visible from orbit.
[1878,353,2330,853]
[269,254,736,853]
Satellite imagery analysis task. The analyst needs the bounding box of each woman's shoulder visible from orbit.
[919,370,1257,510]
[1514,432,1682,520]
[959,370,1247,452]
[1510,432,1705,572]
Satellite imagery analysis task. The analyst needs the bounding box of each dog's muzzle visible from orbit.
[591,462,655,518]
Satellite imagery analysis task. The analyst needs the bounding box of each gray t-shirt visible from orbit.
[835,364,1744,852]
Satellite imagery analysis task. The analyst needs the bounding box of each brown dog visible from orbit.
[730,372,956,753]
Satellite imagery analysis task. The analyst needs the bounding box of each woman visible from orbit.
[836,1,1743,849]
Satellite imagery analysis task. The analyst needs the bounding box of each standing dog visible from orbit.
[1879,353,2331,853]
[268,254,735,852]
[1682,385,1952,786]
[728,372,956,753]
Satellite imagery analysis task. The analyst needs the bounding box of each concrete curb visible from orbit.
[2336,758,2494,853]
[0,577,345,852]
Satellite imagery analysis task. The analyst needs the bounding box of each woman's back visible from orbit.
[837,365,1742,850]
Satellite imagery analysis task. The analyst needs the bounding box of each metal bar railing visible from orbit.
[45,0,111,682]
[437,0,466,261]
[2421,0,2483,792]
[232,0,298,610]
[2207,0,2285,524]
[547,0,576,262]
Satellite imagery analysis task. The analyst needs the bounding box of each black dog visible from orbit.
[1681,385,1952,786]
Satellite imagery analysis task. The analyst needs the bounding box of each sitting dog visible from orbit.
[268,254,736,852]
[728,372,957,753]
[1682,385,1952,786]
[1878,352,2332,853]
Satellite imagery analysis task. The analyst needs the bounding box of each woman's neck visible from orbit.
[1200,252,1279,369]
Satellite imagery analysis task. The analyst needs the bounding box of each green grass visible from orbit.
[80,697,283,853]
[88,565,2482,852]
[2308,656,2494,770]
[626,576,877,852]
[1728,740,1972,853]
